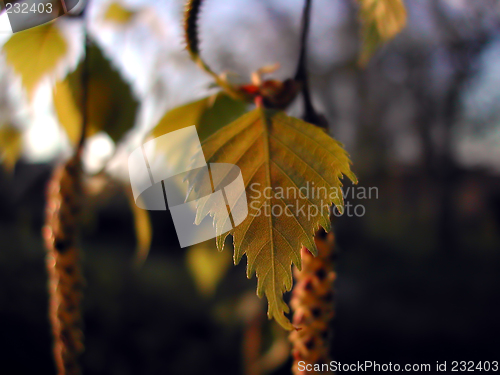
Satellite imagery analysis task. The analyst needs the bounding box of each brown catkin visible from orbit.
[289,231,336,375]
[183,0,203,59]
[42,153,84,375]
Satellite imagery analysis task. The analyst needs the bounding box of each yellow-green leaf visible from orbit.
[151,92,248,142]
[186,241,232,297]
[3,22,67,98]
[53,44,139,144]
[127,191,152,266]
[186,109,356,329]
[0,124,22,171]
[104,2,136,24]
[358,0,407,65]
[147,93,247,180]
[53,79,82,145]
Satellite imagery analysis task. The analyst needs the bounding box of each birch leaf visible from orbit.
[186,241,232,297]
[3,22,67,98]
[148,92,247,175]
[358,0,407,65]
[186,109,356,329]
[127,191,152,266]
[53,79,81,145]
[0,124,22,171]
[52,44,139,144]
[151,92,247,142]
[104,2,136,24]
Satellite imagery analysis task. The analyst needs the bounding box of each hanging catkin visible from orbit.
[42,153,84,375]
[289,230,336,375]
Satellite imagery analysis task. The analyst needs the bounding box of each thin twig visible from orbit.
[77,32,90,154]
[295,0,327,128]
[294,0,312,83]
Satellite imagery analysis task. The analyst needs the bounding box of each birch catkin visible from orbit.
[42,153,84,375]
[289,231,336,375]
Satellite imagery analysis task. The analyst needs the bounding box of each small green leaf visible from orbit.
[147,93,247,191]
[53,79,81,145]
[358,0,407,65]
[127,190,153,266]
[104,2,136,24]
[0,124,22,171]
[186,241,232,297]
[53,44,139,144]
[3,22,67,99]
[151,92,247,142]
